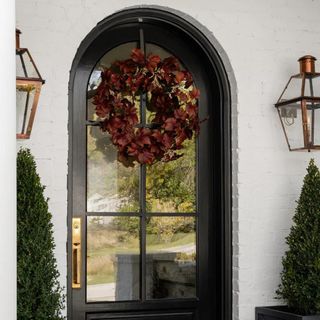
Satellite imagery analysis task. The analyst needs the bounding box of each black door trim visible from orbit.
[68,7,232,320]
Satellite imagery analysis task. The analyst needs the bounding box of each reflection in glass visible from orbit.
[87,42,137,120]
[87,126,139,212]
[146,217,196,299]
[87,216,140,302]
[146,138,196,213]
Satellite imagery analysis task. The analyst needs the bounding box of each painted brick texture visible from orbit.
[16,1,320,319]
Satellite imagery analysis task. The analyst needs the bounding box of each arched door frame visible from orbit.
[68,7,232,320]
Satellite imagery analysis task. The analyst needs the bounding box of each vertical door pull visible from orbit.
[72,217,81,289]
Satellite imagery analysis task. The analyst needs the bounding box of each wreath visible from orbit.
[93,48,200,167]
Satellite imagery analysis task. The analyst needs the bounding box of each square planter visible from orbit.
[256,306,320,320]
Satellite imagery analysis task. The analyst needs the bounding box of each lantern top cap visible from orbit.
[298,55,316,62]
[298,55,317,73]
[16,28,45,84]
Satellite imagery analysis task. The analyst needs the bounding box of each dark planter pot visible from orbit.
[256,306,320,320]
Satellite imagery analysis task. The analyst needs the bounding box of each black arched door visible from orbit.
[68,8,231,320]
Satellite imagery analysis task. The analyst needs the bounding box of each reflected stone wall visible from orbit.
[115,253,196,300]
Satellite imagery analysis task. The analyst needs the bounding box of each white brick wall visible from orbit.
[16,1,320,319]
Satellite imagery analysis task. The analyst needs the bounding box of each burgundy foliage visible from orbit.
[93,48,200,166]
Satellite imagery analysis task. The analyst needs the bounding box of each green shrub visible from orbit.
[17,149,65,319]
[276,159,320,315]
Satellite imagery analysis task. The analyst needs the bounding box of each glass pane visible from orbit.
[87,42,138,120]
[144,43,196,212]
[146,217,196,299]
[279,75,303,101]
[278,102,304,149]
[146,138,196,212]
[146,43,173,59]
[16,84,36,134]
[16,51,41,79]
[87,216,140,302]
[304,75,320,97]
[306,101,320,146]
[87,126,139,212]
[312,106,320,146]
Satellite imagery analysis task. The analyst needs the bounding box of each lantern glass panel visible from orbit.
[304,74,320,97]
[278,101,304,149]
[16,83,36,135]
[16,50,41,79]
[306,100,320,147]
[280,75,303,102]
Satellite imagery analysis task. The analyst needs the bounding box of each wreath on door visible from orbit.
[93,48,201,167]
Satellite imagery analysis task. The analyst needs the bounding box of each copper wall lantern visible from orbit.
[275,55,320,151]
[16,29,45,139]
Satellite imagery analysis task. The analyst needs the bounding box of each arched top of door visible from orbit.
[70,7,231,99]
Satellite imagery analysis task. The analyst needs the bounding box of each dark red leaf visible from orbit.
[147,54,161,71]
[164,118,177,131]
[190,87,200,99]
[162,133,173,148]
[131,48,145,65]
[138,150,154,164]
[175,71,185,83]
[162,56,180,72]
[186,104,198,118]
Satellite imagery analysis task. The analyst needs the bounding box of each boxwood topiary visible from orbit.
[276,159,320,315]
[17,149,65,319]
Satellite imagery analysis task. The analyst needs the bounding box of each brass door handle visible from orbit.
[72,218,81,289]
